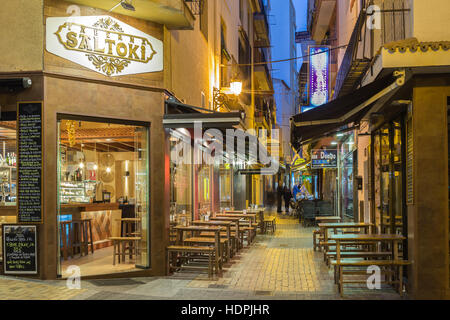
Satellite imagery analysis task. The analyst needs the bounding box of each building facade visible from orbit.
[0,0,275,280]
[292,0,450,299]
[268,0,298,187]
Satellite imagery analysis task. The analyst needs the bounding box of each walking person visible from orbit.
[283,185,292,215]
[276,183,283,213]
[292,181,301,202]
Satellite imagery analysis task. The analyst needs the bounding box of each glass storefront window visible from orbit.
[197,164,211,218]
[339,132,355,219]
[373,133,381,230]
[219,164,232,209]
[380,127,391,233]
[0,121,18,262]
[0,121,17,207]
[372,119,405,235]
[170,137,192,225]
[57,117,150,277]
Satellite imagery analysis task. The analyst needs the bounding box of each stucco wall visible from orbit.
[0,0,44,72]
[412,0,450,42]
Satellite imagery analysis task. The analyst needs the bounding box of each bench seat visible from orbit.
[330,258,410,297]
[330,259,410,266]
[166,245,215,277]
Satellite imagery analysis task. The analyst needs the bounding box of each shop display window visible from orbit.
[57,117,150,277]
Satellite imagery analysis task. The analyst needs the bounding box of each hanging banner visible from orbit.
[46,15,163,76]
[311,149,337,169]
[308,46,330,107]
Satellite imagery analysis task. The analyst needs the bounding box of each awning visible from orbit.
[290,70,408,150]
[163,99,245,129]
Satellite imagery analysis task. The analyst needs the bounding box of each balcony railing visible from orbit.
[333,0,411,98]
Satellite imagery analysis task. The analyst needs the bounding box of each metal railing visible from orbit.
[333,0,410,98]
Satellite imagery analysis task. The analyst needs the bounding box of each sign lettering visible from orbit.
[46,16,163,76]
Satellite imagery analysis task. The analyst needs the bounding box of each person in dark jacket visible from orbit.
[283,186,292,215]
[276,183,283,213]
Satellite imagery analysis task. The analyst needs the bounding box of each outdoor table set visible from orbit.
[313,219,409,296]
[166,209,263,278]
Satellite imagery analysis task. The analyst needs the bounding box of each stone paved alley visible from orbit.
[0,213,403,300]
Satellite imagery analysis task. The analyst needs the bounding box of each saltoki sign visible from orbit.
[46,16,163,76]
[311,149,337,169]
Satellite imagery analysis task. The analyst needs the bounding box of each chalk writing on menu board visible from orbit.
[3,225,37,274]
[18,102,42,223]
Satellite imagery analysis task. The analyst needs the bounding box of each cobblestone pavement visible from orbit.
[0,212,404,300]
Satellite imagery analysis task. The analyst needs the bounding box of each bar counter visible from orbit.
[60,202,123,250]
[60,202,120,212]
[0,205,17,216]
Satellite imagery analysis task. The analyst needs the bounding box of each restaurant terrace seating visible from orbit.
[166,209,264,278]
[315,220,410,296]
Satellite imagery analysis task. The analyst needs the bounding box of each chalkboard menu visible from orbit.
[17,102,43,223]
[3,225,38,274]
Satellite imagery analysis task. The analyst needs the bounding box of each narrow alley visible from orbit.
[0,212,402,300]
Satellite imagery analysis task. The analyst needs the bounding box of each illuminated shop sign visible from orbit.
[301,106,315,113]
[46,16,163,76]
[311,149,337,169]
[308,46,330,107]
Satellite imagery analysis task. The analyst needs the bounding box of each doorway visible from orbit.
[57,115,150,278]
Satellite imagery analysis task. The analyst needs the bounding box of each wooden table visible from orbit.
[216,213,257,224]
[219,213,256,246]
[174,225,222,273]
[329,233,406,262]
[318,222,373,256]
[210,216,242,250]
[315,216,342,223]
[192,220,232,259]
[247,209,265,233]
[318,222,373,239]
[329,233,407,295]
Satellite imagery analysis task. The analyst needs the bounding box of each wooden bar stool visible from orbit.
[71,219,94,257]
[80,218,94,254]
[59,221,74,260]
[109,237,141,265]
[71,220,85,257]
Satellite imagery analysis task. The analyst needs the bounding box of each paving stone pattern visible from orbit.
[0,212,403,300]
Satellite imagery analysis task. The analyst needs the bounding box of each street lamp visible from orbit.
[230,80,243,96]
[213,80,243,111]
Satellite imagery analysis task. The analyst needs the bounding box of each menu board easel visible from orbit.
[2,224,38,274]
[17,102,43,224]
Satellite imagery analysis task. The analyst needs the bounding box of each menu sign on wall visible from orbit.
[311,149,337,169]
[3,225,38,274]
[17,102,43,223]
